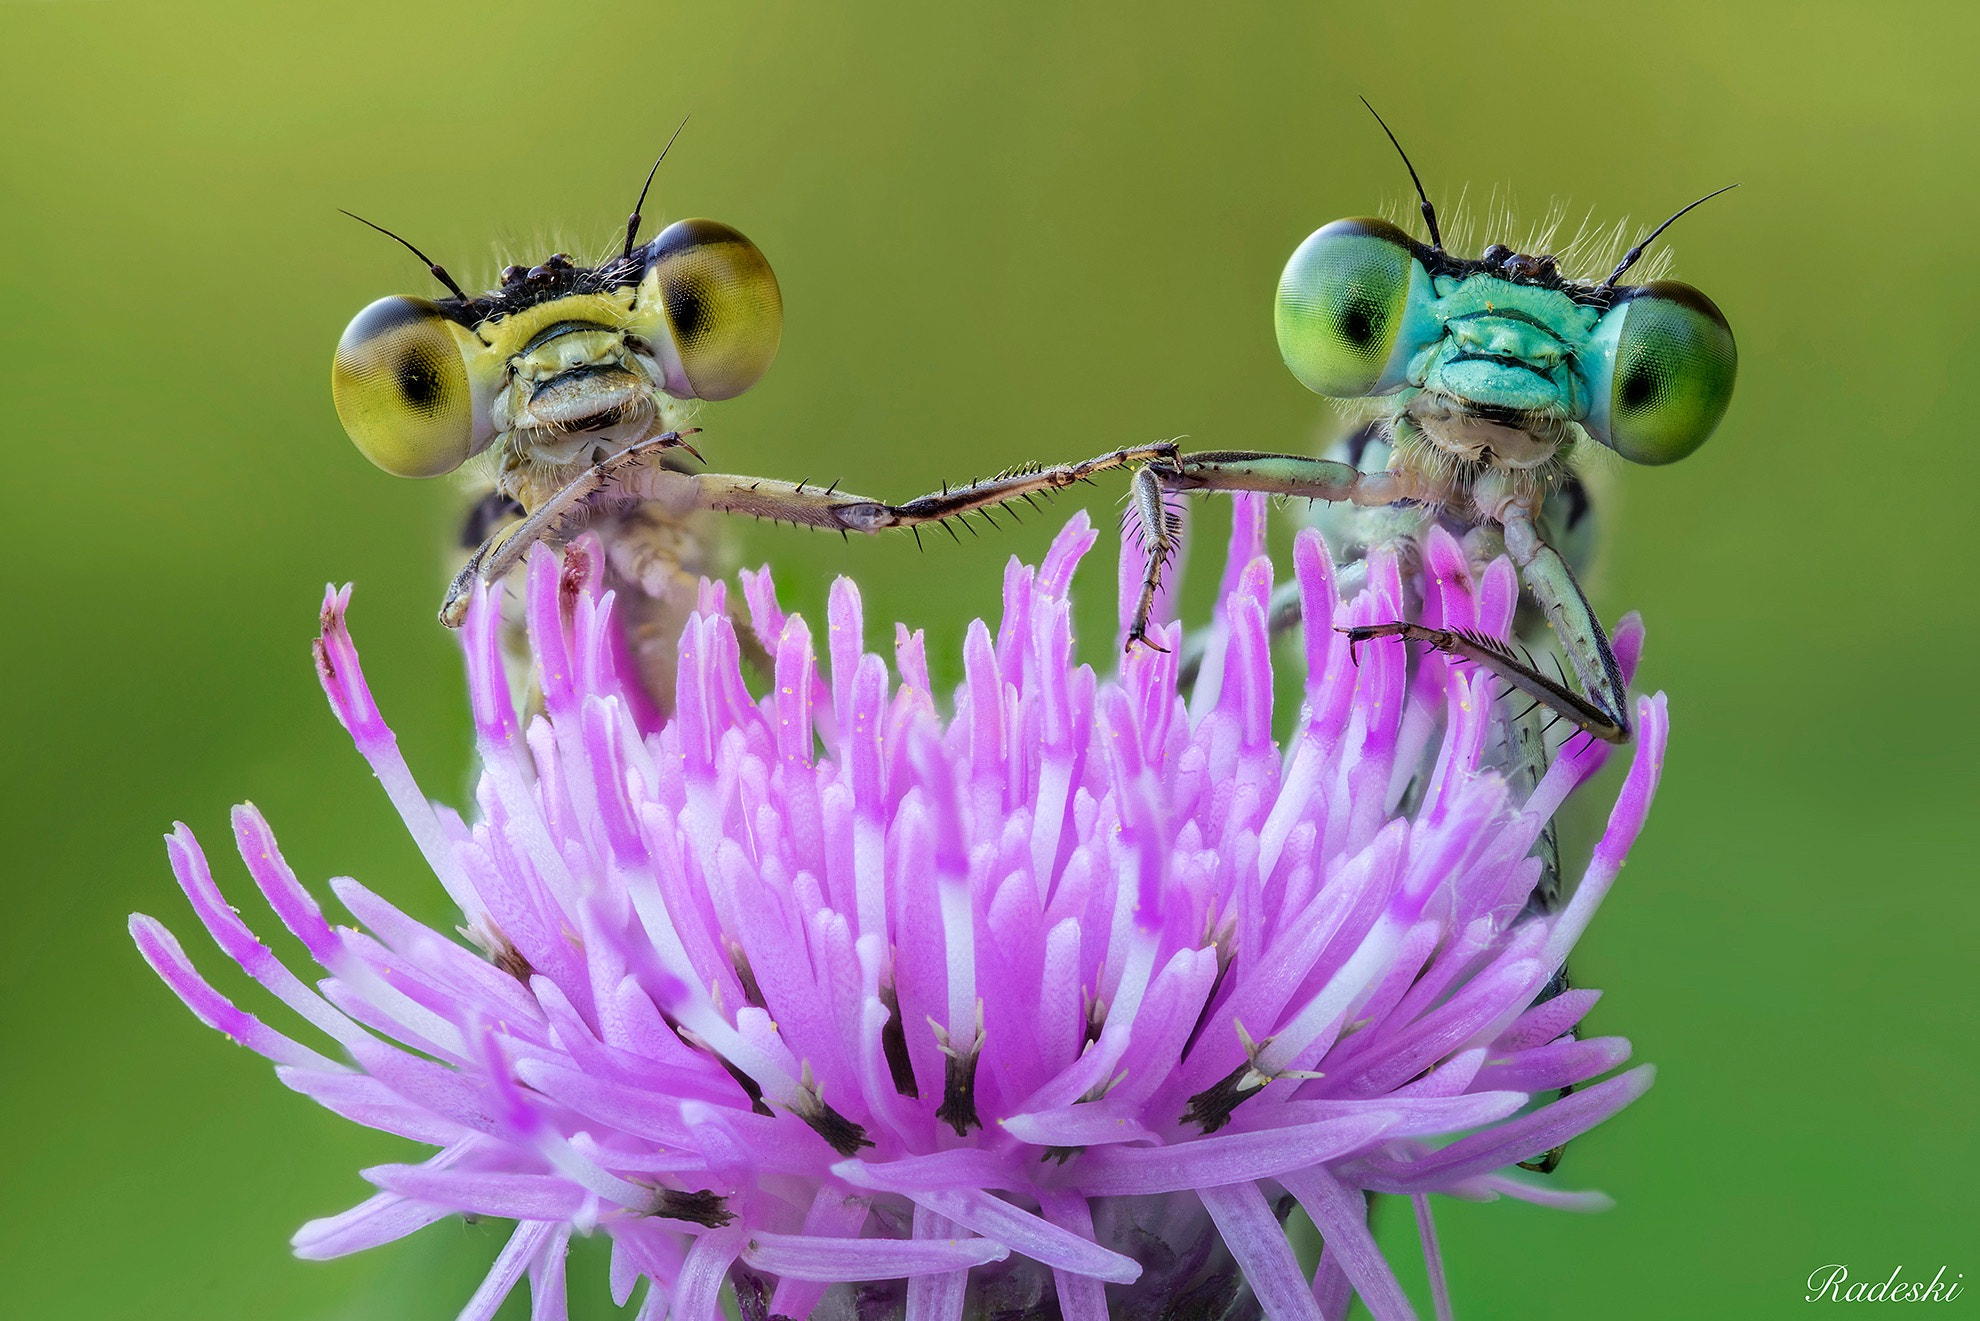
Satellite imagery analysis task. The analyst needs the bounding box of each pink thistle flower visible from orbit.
[134,494,1667,1320]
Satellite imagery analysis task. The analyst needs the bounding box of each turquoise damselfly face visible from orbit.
[1275,215,1737,467]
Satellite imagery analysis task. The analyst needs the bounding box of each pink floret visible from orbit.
[135,496,1667,1320]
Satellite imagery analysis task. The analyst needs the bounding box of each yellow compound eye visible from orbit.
[637,219,783,401]
[332,296,481,477]
[1275,217,1422,398]
[1589,281,1737,465]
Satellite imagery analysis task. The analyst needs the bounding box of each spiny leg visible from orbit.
[1127,449,1420,649]
[671,441,1183,534]
[1124,466,1183,651]
[1499,505,1632,743]
[1158,450,1418,502]
[1338,506,1634,744]
[672,440,1176,534]
[442,440,1185,625]
[667,442,1401,660]
[442,428,702,626]
[1341,622,1625,743]
[858,444,1401,650]
[867,442,1183,528]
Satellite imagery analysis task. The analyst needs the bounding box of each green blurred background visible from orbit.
[3,2,1974,1316]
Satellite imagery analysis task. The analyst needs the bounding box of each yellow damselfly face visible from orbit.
[333,217,781,478]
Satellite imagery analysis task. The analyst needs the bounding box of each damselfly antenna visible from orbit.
[1600,183,1739,289]
[622,115,692,260]
[1360,97,1443,251]
[338,209,470,302]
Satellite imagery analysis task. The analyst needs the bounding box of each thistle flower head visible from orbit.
[135,496,1666,1320]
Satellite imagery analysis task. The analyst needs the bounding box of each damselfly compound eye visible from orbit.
[1583,280,1737,464]
[1274,216,1427,398]
[634,217,782,401]
[331,296,486,477]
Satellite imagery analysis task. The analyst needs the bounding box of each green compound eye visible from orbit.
[1590,281,1737,464]
[1275,217,1421,398]
[332,296,484,478]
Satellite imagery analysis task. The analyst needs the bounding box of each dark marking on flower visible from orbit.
[937,1046,982,1136]
[676,1022,777,1118]
[1181,1060,1258,1134]
[795,1098,874,1157]
[721,1060,776,1117]
[651,1187,735,1228]
[310,638,336,689]
[1083,989,1107,1048]
[1178,937,1237,1065]
[487,932,535,983]
[728,941,768,1010]
[929,1009,985,1136]
[879,982,920,1099]
[732,1269,801,1321]
[1040,1145,1083,1165]
[460,917,536,982]
[558,539,593,627]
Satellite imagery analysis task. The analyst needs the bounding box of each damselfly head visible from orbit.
[332,168,781,479]
[1274,107,1736,468]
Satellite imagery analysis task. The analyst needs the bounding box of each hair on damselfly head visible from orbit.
[342,116,700,307]
[1373,193,1680,288]
[1355,102,1736,294]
